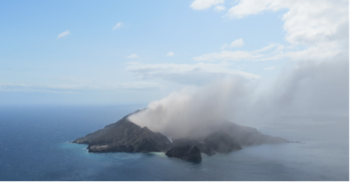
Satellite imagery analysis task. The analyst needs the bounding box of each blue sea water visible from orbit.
[0,105,348,181]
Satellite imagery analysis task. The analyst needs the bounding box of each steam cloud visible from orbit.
[128,56,348,139]
[128,76,257,139]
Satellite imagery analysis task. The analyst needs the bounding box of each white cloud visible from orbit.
[198,40,346,63]
[113,22,123,30]
[226,0,348,46]
[166,51,175,57]
[126,54,139,59]
[126,62,259,85]
[284,42,345,62]
[191,0,224,10]
[221,39,244,49]
[193,1,347,64]
[254,44,281,53]
[57,30,70,39]
[214,5,226,11]
[230,39,244,48]
[264,66,275,70]
[194,47,285,62]
[226,1,348,64]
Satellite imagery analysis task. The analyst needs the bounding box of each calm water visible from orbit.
[0,105,348,181]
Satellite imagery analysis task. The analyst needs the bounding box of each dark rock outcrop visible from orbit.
[166,145,202,163]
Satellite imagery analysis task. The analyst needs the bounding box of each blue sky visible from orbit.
[0,0,348,106]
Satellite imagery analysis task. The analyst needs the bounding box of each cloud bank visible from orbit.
[126,62,259,85]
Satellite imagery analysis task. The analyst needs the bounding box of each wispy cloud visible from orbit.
[221,39,244,49]
[117,82,162,91]
[166,51,175,57]
[57,30,70,39]
[264,66,276,70]
[214,5,226,11]
[126,62,259,85]
[113,22,123,30]
[126,54,139,59]
[195,40,343,62]
[190,0,224,10]
[194,50,252,61]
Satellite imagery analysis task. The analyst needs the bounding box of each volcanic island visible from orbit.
[72,110,288,163]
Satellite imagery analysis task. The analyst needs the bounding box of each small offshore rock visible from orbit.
[166,145,202,163]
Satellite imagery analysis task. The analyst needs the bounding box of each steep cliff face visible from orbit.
[73,111,288,162]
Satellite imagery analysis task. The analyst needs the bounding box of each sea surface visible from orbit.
[0,105,348,181]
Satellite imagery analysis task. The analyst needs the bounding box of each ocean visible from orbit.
[0,105,348,181]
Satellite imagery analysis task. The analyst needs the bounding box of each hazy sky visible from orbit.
[0,0,348,106]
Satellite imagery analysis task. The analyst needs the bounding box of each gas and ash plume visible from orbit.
[129,57,348,140]
[128,76,258,139]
